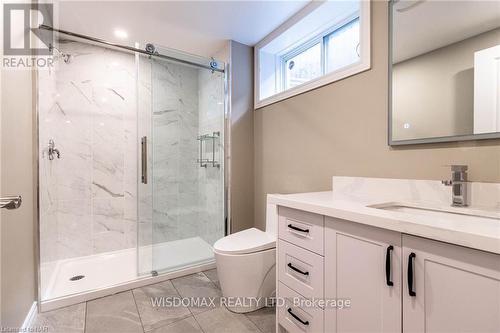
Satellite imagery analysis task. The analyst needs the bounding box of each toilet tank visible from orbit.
[265,195,278,237]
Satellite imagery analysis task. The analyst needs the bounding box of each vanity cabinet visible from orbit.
[324,217,402,333]
[276,206,500,333]
[402,235,500,333]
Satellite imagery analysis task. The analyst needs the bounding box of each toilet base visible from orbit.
[214,247,276,314]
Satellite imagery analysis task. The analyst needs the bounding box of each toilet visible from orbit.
[213,202,277,313]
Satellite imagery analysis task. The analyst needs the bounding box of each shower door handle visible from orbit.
[141,136,147,184]
[0,196,22,210]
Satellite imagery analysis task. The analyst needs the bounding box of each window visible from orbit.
[282,17,360,90]
[326,18,360,73]
[255,1,370,108]
[284,42,322,90]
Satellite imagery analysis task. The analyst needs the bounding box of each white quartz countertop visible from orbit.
[268,191,500,255]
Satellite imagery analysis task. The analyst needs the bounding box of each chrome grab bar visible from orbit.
[0,196,22,210]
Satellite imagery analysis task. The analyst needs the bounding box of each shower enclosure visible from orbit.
[37,30,226,309]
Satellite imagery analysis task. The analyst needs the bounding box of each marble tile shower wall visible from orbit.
[39,40,138,263]
[150,59,200,244]
[149,62,224,247]
[197,69,225,246]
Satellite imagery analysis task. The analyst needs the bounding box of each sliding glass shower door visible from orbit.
[137,46,226,275]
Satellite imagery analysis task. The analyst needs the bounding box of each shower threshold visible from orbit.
[39,237,215,312]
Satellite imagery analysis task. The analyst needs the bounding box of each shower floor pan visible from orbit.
[40,237,215,312]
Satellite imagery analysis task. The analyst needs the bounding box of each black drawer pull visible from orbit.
[287,308,309,326]
[288,224,309,233]
[385,245,394,286]
[287,263,309,276]
[408,252,416,296]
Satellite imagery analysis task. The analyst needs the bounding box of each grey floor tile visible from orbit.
[171,272,222,315]
[30,303,86,333]
[149,316,202,333]
[133,280,192,331]
[202,269,220,289]
[194,307,261,333]
[245,306,276,333]
[86,291,143,333]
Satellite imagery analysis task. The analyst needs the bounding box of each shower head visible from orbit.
[49,44,73,64]
[62,53,73,64]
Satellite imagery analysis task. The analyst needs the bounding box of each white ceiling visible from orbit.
[54,1,310,59]
[393,0,500,63]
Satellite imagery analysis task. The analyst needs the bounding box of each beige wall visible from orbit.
[229,41,255,233]
[0,66,37,326]
[0,2,37,324]
[392,28,500,141]
[254,1,500,230]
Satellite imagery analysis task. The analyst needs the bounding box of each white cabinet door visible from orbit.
[403,235,500,333]
[324,217,402,333]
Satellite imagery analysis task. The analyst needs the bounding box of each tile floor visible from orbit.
[30,269,276,333]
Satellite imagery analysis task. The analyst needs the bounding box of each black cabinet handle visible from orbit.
[408,252,416,296]
[287,263,309,276]
[288,224,309,233]
[385,245,394,286]
[287,308,309,326]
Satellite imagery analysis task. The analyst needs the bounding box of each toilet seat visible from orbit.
[213,228,275,255]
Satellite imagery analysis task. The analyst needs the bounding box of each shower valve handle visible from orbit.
[47,139,61,160]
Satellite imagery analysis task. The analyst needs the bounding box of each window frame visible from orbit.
[254,1,371,109]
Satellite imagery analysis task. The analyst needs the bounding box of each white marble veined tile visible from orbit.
[91,119,125,199]
[56,199,93,260]
[39,40,137,262]
[92,198,125,233]
[92,230,125,254]
[196,69,225,247]
[40,201,58,262]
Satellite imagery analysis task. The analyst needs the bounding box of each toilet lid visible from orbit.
[213,228,275,255]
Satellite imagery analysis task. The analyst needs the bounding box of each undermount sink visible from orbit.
[368,202,500,224]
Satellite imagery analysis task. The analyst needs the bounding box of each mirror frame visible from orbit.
[388,0,500,146]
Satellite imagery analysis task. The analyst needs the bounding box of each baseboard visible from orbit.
[21,302,37,329]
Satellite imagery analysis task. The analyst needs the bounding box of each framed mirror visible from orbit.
[389,0,500,145]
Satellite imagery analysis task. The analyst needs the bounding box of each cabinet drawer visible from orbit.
[278,282,324,333]
[279,206,324,255]
[278,240,324,300]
